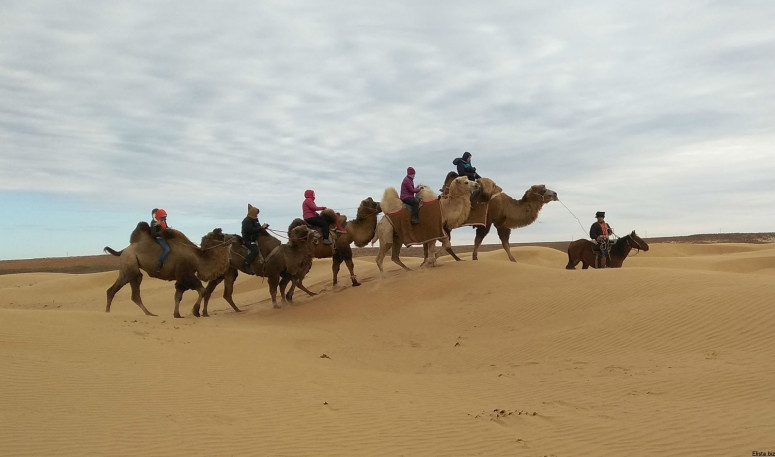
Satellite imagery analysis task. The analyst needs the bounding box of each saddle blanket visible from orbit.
[384,199,445,246]
[461,200,489,227]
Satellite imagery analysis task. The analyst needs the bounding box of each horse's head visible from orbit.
[526,184,558,203]
[627,230,649,251]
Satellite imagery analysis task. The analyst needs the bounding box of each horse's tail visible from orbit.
[104,246,123,257]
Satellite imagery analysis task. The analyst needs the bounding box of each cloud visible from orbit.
[1,0,774,259]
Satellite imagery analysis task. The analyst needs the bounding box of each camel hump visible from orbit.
[130,221,152,243]
[162,228,198,248]
[287,218,308,237]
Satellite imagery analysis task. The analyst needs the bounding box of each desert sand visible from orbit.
[1,242,774,456]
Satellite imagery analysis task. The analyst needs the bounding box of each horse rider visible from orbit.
[150,208,170,273]
[590,211,614,268]
[302,189,333,245]
[401,166,422,225]
[241,203,269,274]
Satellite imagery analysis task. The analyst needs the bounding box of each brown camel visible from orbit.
[288,197,382,287]
[471,183,559,262]
[197,224,321,315]
[374,176,479,271]
[104,223,231,318]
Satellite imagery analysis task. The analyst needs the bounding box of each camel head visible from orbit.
[288,224,321,248]
[356,197,382,220]
[628,230,650,251]
[200,228,226,249]
[476,178,503,199]
[524,184,558,203]
[448,176,480,197]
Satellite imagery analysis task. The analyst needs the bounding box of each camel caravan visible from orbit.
[104,152,646,318]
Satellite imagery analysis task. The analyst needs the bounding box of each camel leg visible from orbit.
[390,237,412,271]
[331,257,341,286]
[280,276,293,303]
[198,277,223,317]
[126,274,157,316]
[440,233,462,262]
[295,279,317,296]
[220,269,241,313]
[496,225,516,262]
[173,288,185,318]
[105,271,130,313]
[268,275,281,309]
[376,243,389,273]
[472,224,492,261]
[343,257,360,286]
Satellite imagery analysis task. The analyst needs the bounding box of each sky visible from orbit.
[1,0,773,260]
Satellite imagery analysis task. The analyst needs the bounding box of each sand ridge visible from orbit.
[1,243,773,456]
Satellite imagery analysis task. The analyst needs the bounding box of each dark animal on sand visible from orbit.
[566,230,649,269]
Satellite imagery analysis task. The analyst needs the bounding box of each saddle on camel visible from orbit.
[383,194,446,247]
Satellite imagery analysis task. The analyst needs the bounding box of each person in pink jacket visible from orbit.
[303,189,333,245]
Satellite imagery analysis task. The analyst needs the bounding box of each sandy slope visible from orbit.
[1,243,773,457]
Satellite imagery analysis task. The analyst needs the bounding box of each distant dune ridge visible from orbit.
[0,234,773,456]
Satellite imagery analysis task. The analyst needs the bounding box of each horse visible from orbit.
[565,230,649,269]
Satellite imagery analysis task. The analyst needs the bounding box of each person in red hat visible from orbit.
[150,208,170,273]
[400,167,422,224]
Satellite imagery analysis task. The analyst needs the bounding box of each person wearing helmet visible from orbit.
[150,208,170,273]
[241,203,269,274]
[400,167,422,225]
[302,189,333,245]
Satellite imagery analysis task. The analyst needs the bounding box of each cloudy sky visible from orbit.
[1,0,773,260]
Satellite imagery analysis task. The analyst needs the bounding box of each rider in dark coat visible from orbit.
[589,211,614,268]
[241,204,269,274]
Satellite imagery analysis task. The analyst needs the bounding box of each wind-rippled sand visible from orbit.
[1,243,773,456]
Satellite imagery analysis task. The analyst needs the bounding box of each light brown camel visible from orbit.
[104,223,231,318]
[471,183,559,262]
[288,197,382,287]
[197,224,321,315]
[374,176,479,272]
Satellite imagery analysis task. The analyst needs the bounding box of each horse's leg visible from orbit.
[496,225,516,262]
[473,224,492,261]
[106,270,130,313]
[565,245,578,269]
[198,276,223,317]
[221,269,241,313]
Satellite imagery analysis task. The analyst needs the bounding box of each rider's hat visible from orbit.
[595,211,605,218]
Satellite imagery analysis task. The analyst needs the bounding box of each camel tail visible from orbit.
[104,246,123,256]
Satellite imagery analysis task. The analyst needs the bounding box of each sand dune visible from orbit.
[1,243,773,456]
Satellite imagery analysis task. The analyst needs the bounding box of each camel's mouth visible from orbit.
[546,190,558,202]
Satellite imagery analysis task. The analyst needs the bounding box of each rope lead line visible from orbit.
[557,198,589,238]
